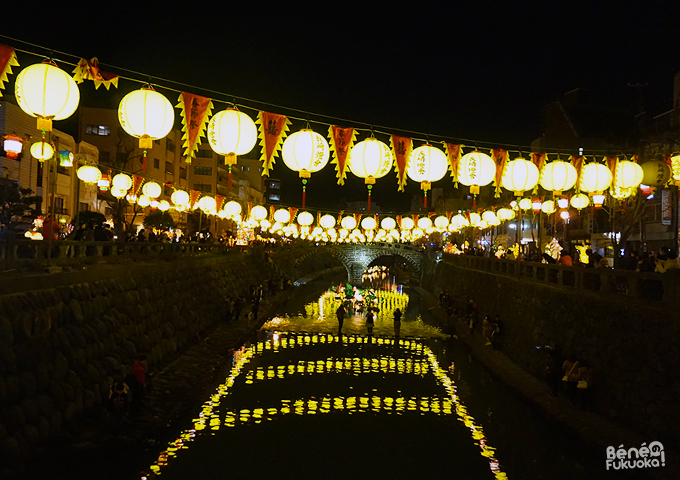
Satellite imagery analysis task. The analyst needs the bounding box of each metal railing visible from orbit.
[0,239,238,265]
[442,254,677,305]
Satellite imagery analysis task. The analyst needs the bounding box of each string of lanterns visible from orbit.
[5,44,677,231]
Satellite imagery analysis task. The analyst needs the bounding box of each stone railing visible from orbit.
[0,239,237,266]
[443,254,678,305]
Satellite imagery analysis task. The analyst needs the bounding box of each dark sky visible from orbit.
[2,1,680,211]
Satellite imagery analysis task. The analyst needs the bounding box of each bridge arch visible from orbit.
[295,244,422,284]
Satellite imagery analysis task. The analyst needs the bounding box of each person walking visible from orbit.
[366,308,375,336]
[393,308,402,338]
[482,316,494,346]
[336,303,346,334]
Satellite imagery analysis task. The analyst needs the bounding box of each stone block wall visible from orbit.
[426,259,680,442]
[0,253,275,468]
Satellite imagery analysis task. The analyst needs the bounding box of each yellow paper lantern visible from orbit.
[539,160,578,194]
[497,208,515,221]
[171,189,190,207]
[501,158,539,195]
[570,193,590,210]
[118,87,174,148]
[282,129,330,178]
[250,205,268,222]
[112,173,133,191]
[142,181,162,198]
[434,216,449,230]
[111,187,127,199]
[481,211,497,224]
[458,151,496,194]
[518,197,533,210]
[157,200,170,211]
[671,154,680,182]
[207,108,257,161]
[580,163,612,193]
[15,62,80,131]
[450,214,470,229]
[407,145,448,190]
[137,195,151,207]
[541,200,556,214]
[348,138,393,184]
[400,217,415,230]
[469,212,481,226]
[224,201,242,217]
[417,217,433,230]
[341,216,357,230]
[274,208,291,224]
[615,160,643,189]
[361,217,377,230]
[297,211,314,226]
[381,217,396,231]
[320,214,336,229]
[198,196,216,213]
[77,165,102,185]
[30,140,54,161]
[640,160,671,186]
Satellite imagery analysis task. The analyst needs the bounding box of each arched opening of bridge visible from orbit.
[362,255,417,286]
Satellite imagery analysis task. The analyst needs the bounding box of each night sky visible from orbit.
[2,2,680,211]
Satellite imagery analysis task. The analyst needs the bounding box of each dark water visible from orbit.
[142,281,637,480]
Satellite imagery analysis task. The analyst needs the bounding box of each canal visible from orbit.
[142,276,635,480]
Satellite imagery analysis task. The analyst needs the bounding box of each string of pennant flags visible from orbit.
[1,39,678,218]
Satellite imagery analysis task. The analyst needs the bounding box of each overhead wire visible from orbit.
[0,34,639,156]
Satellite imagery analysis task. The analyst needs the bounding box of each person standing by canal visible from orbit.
[393,308,402,338]
[366,308,375,336]
[482,316,494,346]
[336,303,346,334]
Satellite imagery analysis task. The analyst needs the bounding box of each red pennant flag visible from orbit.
[178,92,213,164]
[270,205,276,221]
[0,44,19,97]
[337,210,344,224]
[531,152,546,171]
[256,112,291,176]
[132,175,144,195]
[390,135,412,192]
[215,194,225,212]
[354,213,361,227]
[190,190,201,209]
[428,212,436,218]
[605,156,618,180]
[396,215,403,228]
[446,211,453,220]
[328,126,356,185]
[72,57,119,90]
[288,207,298,223]
[444,143,462,185]
[491,149,508,198]
[570,156,585,192]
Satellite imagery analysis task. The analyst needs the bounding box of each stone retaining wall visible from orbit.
[0,252,276,470]
[425,259,680,443]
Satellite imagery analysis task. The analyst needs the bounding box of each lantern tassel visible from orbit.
[142,150,147,172]
[228,165,232,190]
[367,185,372,213]
[473,194,476,209]
[302,179,307,210]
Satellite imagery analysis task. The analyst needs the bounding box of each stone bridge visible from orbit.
[294,243,423,284]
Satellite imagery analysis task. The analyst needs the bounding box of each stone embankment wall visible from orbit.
[0,252,276,469]
[425,259,680,442]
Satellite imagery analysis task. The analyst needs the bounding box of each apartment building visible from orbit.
[0,99,98,228]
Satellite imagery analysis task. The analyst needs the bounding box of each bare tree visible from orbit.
[602,190,648,265]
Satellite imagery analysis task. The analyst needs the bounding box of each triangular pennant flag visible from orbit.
[288,207,298,222]
[605,156,618,182]
[177,93,213,164]
[72,57,119,90]
[0,44,19,97]
[491,149,508,198]
[190,189,201,209]
[444,143,462,186]
[132,175,144,195]
[390,135,412,192]
[256,111,291,176]
[270,205,276,221]
[328,126,357,185]
[215,194,225,212]
[570,156,585,193]
[354,213,361,227]
[337,210,344,224]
